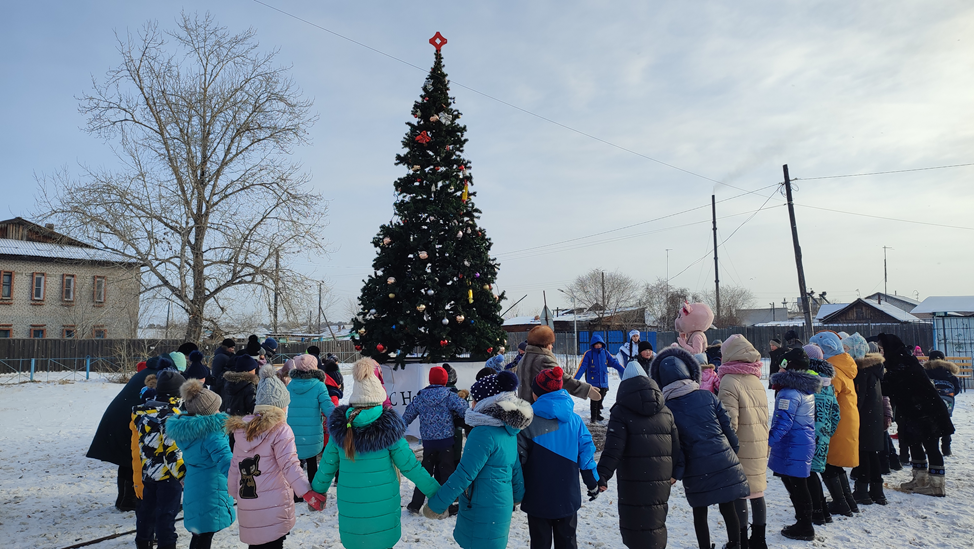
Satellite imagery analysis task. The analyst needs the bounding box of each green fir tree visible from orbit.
[351,44,506,367]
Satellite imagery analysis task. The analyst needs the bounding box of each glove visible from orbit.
[588,387,602,401]
[422,503,450,520]
[303,490,327,511]
[587,487,600,501]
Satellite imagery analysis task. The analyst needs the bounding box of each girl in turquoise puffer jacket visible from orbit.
[286,355,336,483]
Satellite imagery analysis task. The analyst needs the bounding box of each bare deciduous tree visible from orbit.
[641,278,702,331]
[702,285,756,327]
[37,13,327,341]
[564,269,641,331]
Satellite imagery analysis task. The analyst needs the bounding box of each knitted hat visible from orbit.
[843,333,869,359]
[526,325,555,347]
[517,342,528,352]
[255,365,290,409]
[781,347,810,371]
[349,358,387,407]
[638,341,654,353]
[803,344,824,361]
[476,367,496,380]
[694,352,709,366]
[770,338,782,347]
[442,363,458,385]
[323,359,340,375]
[188,350,204,364]
[622,361,648,380]
[628,329,640,340]
[262,337,279,353]
[292,354,318,372]
[532,366,563,396]
[808,332,844,359]
[245,335,262,356]
[232,354,259,373]
[429,366,449,386]
[180,379,222,415]
[307,345,321,356]
[155,370,186,399]
[929,350,945,361]
[177,342,199,355]
[721,334,761,364]
[221,338,236,349]
[470,370,519,402]
[169,352,187,372]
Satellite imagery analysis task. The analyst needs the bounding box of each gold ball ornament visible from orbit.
[388,293,396,299]
[419,251,428,260]
[416,304,426,312]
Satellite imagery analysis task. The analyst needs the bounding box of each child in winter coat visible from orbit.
[226,366,326,549]
[717,335,770,549]
[221,355,259,416]
[518,366,600,549]
[425,371,534,549]
[403,366,471,514]
[575,334,625,422]
[768,348,820,542]
[650,347,749,549]
[311,359,439,549]
[286,354,337,488]
[805,350,840,526]
[924,350,960,456]
[696,354,718,393]
[597,362,680,549]
[131,370,186,549]
[183,350,213,387]
[166,380,235,549]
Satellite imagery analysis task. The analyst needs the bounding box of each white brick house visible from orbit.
[0,218,141,339]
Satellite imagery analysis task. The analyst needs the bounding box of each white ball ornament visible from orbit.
[442,318,450,325]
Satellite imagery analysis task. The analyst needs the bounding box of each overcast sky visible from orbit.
[3,1,973,325]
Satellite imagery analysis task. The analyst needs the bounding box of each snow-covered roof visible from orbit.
[912,296,974,315]
[820,298,922,323]
[815,303,845,321]
[0,238,137,264]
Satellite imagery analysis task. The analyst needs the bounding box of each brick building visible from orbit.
[0,218,141,339]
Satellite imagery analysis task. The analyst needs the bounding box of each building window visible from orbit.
[62,274,75,302]
[63,326,76,339]
[1,271,12,300]
[93,276,106,304]
[31,272,46,301]
[30,325,46,339]
[0,325,11,338]
[92,326,107,339]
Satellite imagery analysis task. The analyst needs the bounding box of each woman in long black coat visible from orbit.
[846,333,888,505]
[597,363,682,549]
[879,333,954,497]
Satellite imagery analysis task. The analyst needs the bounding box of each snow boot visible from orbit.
[781,503,815,541]
[853,480,873,505]
[889,452,903,471]
[869,482,888,505]
[811,508,826,526]
[823,474,853,517]
[838,469,859,513]
[738,527,749,549]
[913,469,946,497]
[899,466,929,492]
[749,524,767,549]
[136,541,153,549]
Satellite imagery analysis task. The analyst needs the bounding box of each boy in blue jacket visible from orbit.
[518,366,599,549]
[574,334,625,422]
[404,366,470,514]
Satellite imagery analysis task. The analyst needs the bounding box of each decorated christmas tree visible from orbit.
[351,33,507,368]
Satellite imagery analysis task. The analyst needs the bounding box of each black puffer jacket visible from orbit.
[854,354,886,452]
[209,346,234,396]
[597,374,682,549]
[879,334,954,446]
[221,371,258,416]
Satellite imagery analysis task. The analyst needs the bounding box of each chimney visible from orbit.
[45,223,54,230]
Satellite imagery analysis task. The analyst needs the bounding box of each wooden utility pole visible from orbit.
[317,282,323,334]
[782,165,814,341]
[712,194,720,323]
[883,246,893,297]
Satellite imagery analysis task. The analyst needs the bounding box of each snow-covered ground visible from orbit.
[1,372,972,549]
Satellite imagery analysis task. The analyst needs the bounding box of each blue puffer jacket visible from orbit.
[768,369,820,478]
[287,369,336,459]
[165,412,236,534]
[402,384,470,444]
[517,389,598,519]
[574,334,625,388]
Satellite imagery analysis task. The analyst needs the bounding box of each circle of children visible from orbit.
[85,300,957,549]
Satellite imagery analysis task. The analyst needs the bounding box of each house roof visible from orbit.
[0,217,93,248]
[911,296,974,315]
[815,303,845,321]
[819,298,922,323]
[0,238,137,264]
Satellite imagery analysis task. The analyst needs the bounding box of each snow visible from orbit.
[2,372,973,548]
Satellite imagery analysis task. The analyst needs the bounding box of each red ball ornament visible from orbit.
[354,344,362,351]
[376,343,386,353]
[440,339,449,347]
[487,347,493,354]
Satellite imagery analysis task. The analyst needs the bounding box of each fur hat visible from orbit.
[349,358,387,407]
[169,351,187,372]
[292,354,318,372]
[803,344,824,361]
[429,366,449,386]
[470,370,519,402]
[245,335,262,357]
[255,365,290,409]
[180,379,222,415]
[781,347,810,371]
[809,332,844,359]
[526,325,556,347]
[155,370,186,399]
[929,350,946,361]
[220,338,236,349]
[638,341,654,353]
[807,357,835,378]
[721,334,761,364]
[177,342,199,355]
[232,354,259,373]
[532,366,563,396]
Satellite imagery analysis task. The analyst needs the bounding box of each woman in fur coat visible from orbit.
[311,359,439,549]
[844,333,888,505]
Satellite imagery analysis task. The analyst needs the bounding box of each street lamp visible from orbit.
[558,288,578,357]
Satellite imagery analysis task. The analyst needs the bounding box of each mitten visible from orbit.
[303,490,327,511]
[588,386,602,401]
[422,503,449,520]
[587,487,600,501]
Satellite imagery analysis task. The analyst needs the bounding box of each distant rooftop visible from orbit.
[0,238,136,264]
[912,296,974,315]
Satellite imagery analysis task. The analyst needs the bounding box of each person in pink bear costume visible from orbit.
[674,301,715,355]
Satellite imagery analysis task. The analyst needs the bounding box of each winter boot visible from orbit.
[117,480,138,512]
[869,482,888,505]
[889,452,903,471]
[837,469,859,513]
[136,541,153,549]
[823,474,853,517]
[749,524,767,549]
[853,480,873,505]
[811,508,825,526]
[781,503,815,541]
[913,469,946,497]
[900,466,929,492]
[822,504,833,523]
[738,527,749,549]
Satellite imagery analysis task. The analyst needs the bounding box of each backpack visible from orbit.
[931,379,955,416]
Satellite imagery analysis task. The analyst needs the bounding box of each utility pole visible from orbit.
[712,195,721,323]
[783,165,814,341]
[273,250,280,334]
[317,282,323,334]
[165,300,171,340]
[883,246,893,297]
[558,288,579,356]
[770,302,776,321]
[601,270,607,334]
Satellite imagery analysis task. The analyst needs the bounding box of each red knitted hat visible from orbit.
[429,366,449,386]
[532,366,564,396]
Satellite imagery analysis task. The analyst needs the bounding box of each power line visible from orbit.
[796,204,974,231]
[251,0,766,195]
[795,162,974,181]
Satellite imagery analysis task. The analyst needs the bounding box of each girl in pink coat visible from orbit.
[226,366,326,548]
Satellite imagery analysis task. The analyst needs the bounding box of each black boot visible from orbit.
[823,474,853,517]
[942,438,952,457]
[822,503,833,524]
[839,470,860,513]
[853,480,873,505]
[117,479,138,512]
[869,482,888,505]
[136,541,153,549]
[739,527,749,549]
[889,452,903,471]
[812,508,825,526]
[781,503,815,541]
[749,524,767,549]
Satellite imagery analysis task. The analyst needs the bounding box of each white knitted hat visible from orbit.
[255,365,290,409]
[349,358,387,407]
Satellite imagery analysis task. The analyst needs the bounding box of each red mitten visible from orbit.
[303,490,327,511]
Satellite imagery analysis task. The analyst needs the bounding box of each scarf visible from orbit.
[717,360,763,380]
[662,379,699,402]
[463,393,507,428]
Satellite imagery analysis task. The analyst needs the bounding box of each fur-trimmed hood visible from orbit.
[289,368,326,382]
[223,371,259,385]
[225,406,286,441]
[807,357,835,378]
[770,369,822,394]
[925,359,961,375]
[465,392,534,431]
[166,412,229,444]
[854,353,885,373]
[326,405,405,454]
[649,346,700,385]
